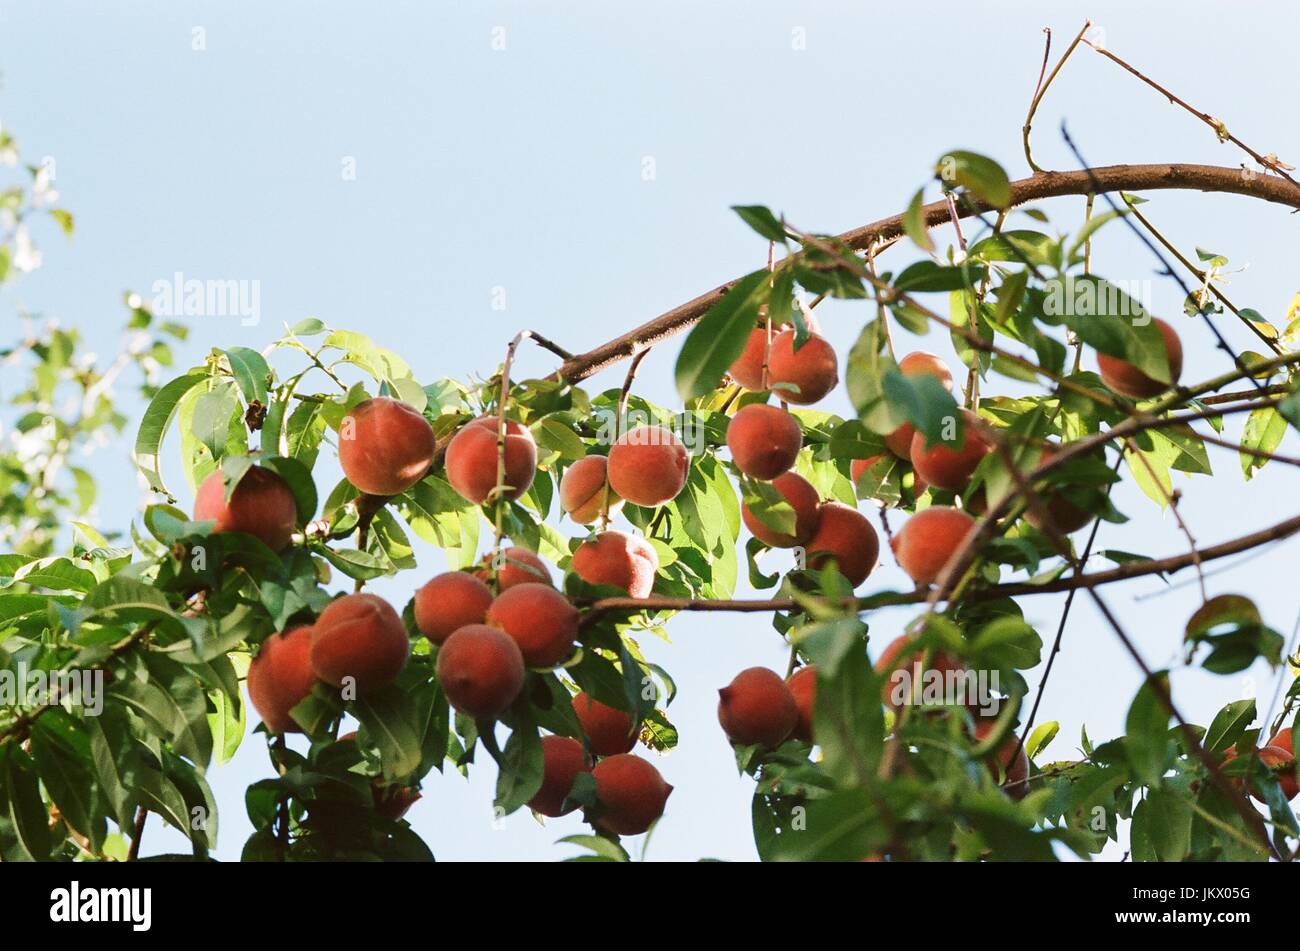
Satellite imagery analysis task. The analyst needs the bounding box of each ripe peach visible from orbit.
[247,626,317,734]
[893,506,977,586]
[528,735,592,817]
[1097,318,1183,399]
[572,531,659,598]
[559,455,623,524]
[874,634,967,711]
[1270,727,1293,756]
[475,546,553,591]
[1250,745,1299,802]
[444,416,538,505]
[413,571,494,645]
[572,691,638,756]
[589,754,673,836]
[851,455,928,496]
[740,470,821,548]
[766,329,839,405]
[338,397,437,496]
[726,404,802,480]
[607,426,689,507]
[974,719,1030,800]
[718,667,798,749]
[909,410,992,492]
[787,665,817,743]
[729,325,782,391]
[804,502,880,587]
[435,623,526,718]
[485,582,579,667]
[883,352,955,460]
[194,464,298,551]
[1021,446,1093,536]
[309,593,409,692]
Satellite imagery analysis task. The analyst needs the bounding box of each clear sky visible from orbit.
[1,1,1298,860]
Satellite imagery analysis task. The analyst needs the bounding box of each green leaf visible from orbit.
[1025,721,1059,760]
[0,745,51,861]
[30,710,105,852]
[134,371,209,498]
[353,686,422,781]
[1203,699,1256,752]
[1240,405,1287,479]
[936,150,1012,208]
[225,346,271,406]
[191,385,239,462]
[903,188,935,253]
[1125,673,1172,788]
[494,718,545,815]
[674,269,770,403]
[731,205,787,243]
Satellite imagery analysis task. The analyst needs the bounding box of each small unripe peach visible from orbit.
[247,626,317,734]
[413,571,493,644]
[766,330,839,405]
[787,665,817,743]
[194,464,298,551]
[974,719,1030,800]
[486,582,579,667]
[729,326,783,391]
[573,691,638,756]
[1097,318,1183,399]
[893,506,977,586]
[572,531,659,598]
[435,624,526,718]
[444,416,538,505]
[310,593,409,692]
[559,455,623,524]
[883,352,955,459]
[528,735,591,817]
[909,410,992,492]
[475,546,553,591]
[726,404,802,480]
[338,397,437,496]
[607,426,689,507]
[740,470,821,548]
[589,754,673,836]
[804,502,879,587]
[875,634,967,711]
[718,667,798,749]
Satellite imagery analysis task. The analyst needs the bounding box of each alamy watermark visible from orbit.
[151,271,261,326]
[0,663,104,716]
[1043,275,1152,324]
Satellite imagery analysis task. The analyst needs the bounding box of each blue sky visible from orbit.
[1,1,1298,860]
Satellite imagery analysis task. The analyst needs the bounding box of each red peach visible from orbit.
[572,531,659,598]
[444,416,538,505]
[573,691,638,756]
[309,593,409,693]
[486,582,579,667]
[435,623,526,718]
[607,426,689,507]
[528,735,592,817]
[1097,318,1183,399]
[740,470,821,548]
[909,410,992,492]
[338,397,437,496]
[247,626,317,734]
[413,571,494,645]
[589,754,673,836]
[893,506,977,586]
[804,502,880,587]
[726,404,802,480]
[766,330,839,405]
[194,464,298,551]
[559,455,623,524]
[787,665,817,743]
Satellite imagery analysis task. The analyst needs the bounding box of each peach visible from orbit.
[883,352,955,460]
[875,634,967,711]
[247,626,317,734]
[1024,451,1094,536]
[444,416,538,505]
[1097,318,1183,399]
[729,325,782,391]
[893,506,977,586]
[974,719,1030,800]
[486,582,579,667]
[194,464,298,551]
[475,546,553,591]
[309,593,409,693]
[589,754,673,836]
[1270,727,1293,756]
[909,410,992,492]
[573,691,638,756]
[435,623,526,718]
[726,404,802,480]
[718,667,798,749]
[528,735,592,817]
[804,502,879,587]
[572,531,659,598]
[372,782,421,820]
[413,571,494,645]
[766,329,839,405]
[787,665,817,743]
[740,470,821,548]
[338,397,437,496]
[559,455,623,524]
[607,426,689,507]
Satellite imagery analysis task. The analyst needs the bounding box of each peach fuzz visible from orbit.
[435,623,526,718]
[413,571,494,645]
[444,415,537,505]
[486,582,580,667]
[338,397,437,496]
[804,502,879,587]
[726,403,802,480]
[572,530,659,598]
[559,455,623,524]
[309,593,410,693]
[606,425,689,507]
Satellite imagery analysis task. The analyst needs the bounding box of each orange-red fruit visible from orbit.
[726,404,802,480]
[413,571,494,645]
[435,623,526,718]
[741,470,821,548]
[529,735,592,817]
[310,593,409,692]
[486,582,579,667]
[1023,446,1093,536]
[373,782,422,820]
[730,326,783,391]
[766,330,839,405]
[851,455,928,496]
[909,410,992,492]
[573,691,638,756]
[589,754,673,836]
[607,426,689,507]
[1260,746,1300,801]
[475,546,553,591]
[974,719,1030,800]
[787,665,817,743]
[884,352,956,460]
[1097,318,1184,399]
[572,531,659,598]
[1270,727,1294,756]
[338,397,437,496]
[559,455,623,524]
[893,506,977,586]
[444,416,538,505]
[247,626,317,734]
[874,634,967,711]
[805,502,880,587]
[194,464,298,551]
[717,667,798,749]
